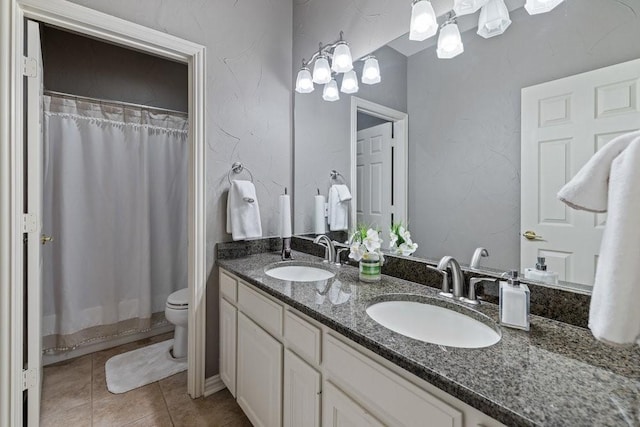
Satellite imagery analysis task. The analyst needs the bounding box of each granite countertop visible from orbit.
[217,251,640,427]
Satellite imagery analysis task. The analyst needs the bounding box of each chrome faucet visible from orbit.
[313,235,335,263]
[470,247,489,269]
[428,256,466,299]
[464,277,498,305]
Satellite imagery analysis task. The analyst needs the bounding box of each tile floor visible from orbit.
[40,333,251,427]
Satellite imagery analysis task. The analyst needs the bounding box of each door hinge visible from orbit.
[22,56,37,78]
[22,368,37,390]
[23,213,37,233]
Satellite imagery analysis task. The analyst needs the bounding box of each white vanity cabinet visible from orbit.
[218,268,505,427]
[237,312,283,427]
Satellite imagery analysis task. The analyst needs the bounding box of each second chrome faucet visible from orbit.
[427,255,496,305]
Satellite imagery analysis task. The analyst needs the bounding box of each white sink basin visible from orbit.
[265,265,335,282]
[366,300,500,349]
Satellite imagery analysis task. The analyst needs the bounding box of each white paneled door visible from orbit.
[356,122,393,229]
[521,58,640,286]
[25,19,44,426]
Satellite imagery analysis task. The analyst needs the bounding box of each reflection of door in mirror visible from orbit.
[351,98,408,232]
[521,58,640,286]
[357,119,392,229]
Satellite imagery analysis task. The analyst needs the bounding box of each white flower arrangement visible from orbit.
[348,226,384,264]
[389,222,418,256]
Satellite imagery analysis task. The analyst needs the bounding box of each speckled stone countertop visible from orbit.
[217,251,640,427]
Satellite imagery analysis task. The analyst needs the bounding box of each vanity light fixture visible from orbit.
[477,0,512,39]
[295,31,380,102]
[524,0,564,15]
[361,56,381,85]
[409,0,438,41]
[322,78,340,102]
[295,64,314,93]
[340,70,359,94]
[453,0,489,16]
[331,40,354,73]
[312,53,331,84]
[437,13,464,59]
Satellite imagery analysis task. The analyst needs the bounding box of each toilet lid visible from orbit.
[167,288,189,307]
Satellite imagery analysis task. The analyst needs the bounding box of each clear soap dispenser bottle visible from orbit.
[524,257,559,285]
[499,270,530,331]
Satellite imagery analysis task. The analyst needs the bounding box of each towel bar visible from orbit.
[228,162,254,184]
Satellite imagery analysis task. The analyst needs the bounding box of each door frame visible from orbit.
[1,1,207,425]
[350,97,408,229]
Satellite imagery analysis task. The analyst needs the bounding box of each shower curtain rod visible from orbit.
[43,90,188,116]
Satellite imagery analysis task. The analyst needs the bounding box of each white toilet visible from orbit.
[165,288,189,359]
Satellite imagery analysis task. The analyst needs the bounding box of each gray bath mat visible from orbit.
[105,339,186,394]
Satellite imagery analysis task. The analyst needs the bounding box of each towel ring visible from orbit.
[227,162,254,184]
[329,170,346,184]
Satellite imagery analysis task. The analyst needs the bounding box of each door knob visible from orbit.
[522,230,543,241]
[41,235,54,245]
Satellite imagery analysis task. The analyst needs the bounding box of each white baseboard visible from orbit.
[204,374,226,397]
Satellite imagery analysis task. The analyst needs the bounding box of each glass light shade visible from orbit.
[361,57,381,85]
[312,55,331,84]
[524,0,564,14]
[340,70,359,94]
[436,23,464,59]
[409,0,438,41]
[295,67,314,93]
[331,42,353,73]
[322,79,340,102]
[453,0,489,16]
[477,0,511,39]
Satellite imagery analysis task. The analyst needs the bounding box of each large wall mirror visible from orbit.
[293,0,640,290]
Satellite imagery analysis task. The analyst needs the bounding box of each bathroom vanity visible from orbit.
[217,250,640,427]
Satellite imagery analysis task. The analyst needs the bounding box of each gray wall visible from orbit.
[68,0,292,377]
[293,45,407,233]
[407,0,640,270]
[42,26,188,112]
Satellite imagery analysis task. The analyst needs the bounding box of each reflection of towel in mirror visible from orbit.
[557,130,640,345]
[328,185,349,231]
[333,184,352,202]
[226,180,262,241]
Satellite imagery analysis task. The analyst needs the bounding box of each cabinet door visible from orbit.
[322,381,384,427]
[219,297,237,397]
[284,349,321,427]
[237,312,283,427]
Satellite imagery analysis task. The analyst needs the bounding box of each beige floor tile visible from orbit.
[92,383,167,427]
[40,402,92,427]
[41,355,93,416]
[166,389,247,427]
[123,408,173,427]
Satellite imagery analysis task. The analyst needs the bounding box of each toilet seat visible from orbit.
[166,288,189,310]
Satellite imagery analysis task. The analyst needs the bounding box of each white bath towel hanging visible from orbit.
[557,130,640,345]
[334,184,352,202]
[226,180,262,241]
[328,185,349,231]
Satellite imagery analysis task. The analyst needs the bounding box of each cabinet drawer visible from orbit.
[324,335,463,427]
[238,281,283,337]
[220,270,238,303]
[284,310,321,364]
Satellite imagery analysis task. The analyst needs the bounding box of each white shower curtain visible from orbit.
[42,94,188,352]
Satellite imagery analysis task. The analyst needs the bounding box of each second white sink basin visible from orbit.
[265,265,335,282]
[366,300,501,349]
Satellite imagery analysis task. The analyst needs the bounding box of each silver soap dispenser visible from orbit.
[499,270,530,331]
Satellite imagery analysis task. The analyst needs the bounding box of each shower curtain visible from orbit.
[42,94,188,352]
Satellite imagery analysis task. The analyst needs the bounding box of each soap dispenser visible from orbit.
[499,270,530,331]
[524,257,558,285]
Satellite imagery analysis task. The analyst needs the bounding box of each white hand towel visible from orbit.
[557,130,640,345]
[226,180,262,241]
[334,184,352,202]
[328,185,349,231]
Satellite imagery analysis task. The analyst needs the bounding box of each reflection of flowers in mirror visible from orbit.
[389,222,418,256]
